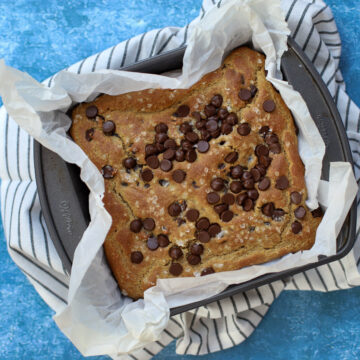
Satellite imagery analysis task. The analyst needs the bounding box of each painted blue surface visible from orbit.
[0,1,359,359]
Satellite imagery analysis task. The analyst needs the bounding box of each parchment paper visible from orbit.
[0,0,357,357]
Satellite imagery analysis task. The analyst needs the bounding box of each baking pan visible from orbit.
[34,37,357,314]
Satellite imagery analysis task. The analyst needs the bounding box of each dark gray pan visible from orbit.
[34,38,357,315]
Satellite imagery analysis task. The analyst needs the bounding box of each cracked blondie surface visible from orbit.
[70,47,322,299]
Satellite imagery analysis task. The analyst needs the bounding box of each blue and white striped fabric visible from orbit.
[0,0,359,358]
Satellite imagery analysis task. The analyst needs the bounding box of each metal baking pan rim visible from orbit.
[33,37,357,315]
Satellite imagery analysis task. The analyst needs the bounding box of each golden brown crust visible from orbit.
[70,47,321,299]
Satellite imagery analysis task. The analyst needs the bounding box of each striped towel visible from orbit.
[0,0,359,358]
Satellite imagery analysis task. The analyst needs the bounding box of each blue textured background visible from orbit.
[0,1,359,359]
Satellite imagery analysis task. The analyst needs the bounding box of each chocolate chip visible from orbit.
[208,115,219,122]
[160,159,173,172]
[174,105,190,117]
[255,164,266,176]
[225,151,238,164]
[130,219,142,233]
[169,246,183,259]
[241,171,253,181]
[187,254,201,265]
[141,168,153,182]
[218,108,229,120]
[238,88,252,101]
[231,165,244,179]
[250,168,261,182]
[210,177,225,191]
[263,100,276,113]
[243,178,254,189]
[164,138,177,149]
[172,169,186,183]
[130,251,143,264]
[211,94,223,108]
[192,181,199,189]
[311,207,323,218]
[255,144,269,157]
[204,104,217,117]
[155,122,168,133]
[86,105,98,118]
[145,144,158,156]
[197,140,210,153]
[198,230,210,243]
[275,176,289,190]
[259,155,272,168]
[210,128,221,139]
[221,210,234,222]
[290,191,302,204]
[181,140,193,151]
[169,263,183,276]
[102,165,116,179]
[243,198,254,211]
[240,74,245,84]
[201,267,215,276]
[218,163,225,169]
[230,181,242,193]
[103,120,116,135]
[146,155,159,169]
[156,143,165,154]
[158,234,170,247]
[265,132,279,145]
[147,236,159,251]
[175,149,186,162]
[186,149,197,163]
[200,129,212,141]
[247,189,259,200]
[186,209,200,222]
[259,126,270,136]
[206,119,218,132]
[168,202,181,217]
[190,243,204,255]
[206,192,219,205]
[262,202,275,217]
[273,209,285,219]
[196,217,210,230]
[208,223,221,237]
[143,218,155,231]
[294,206,306,220]
[258,177,270,191]
[236,193,248,206]
[85,128,95,141]
[123,157,136,169]
[180,122,192,134]
[222,193,235,205]
[214,203,229,214]
[163,148,176,161]
[269,143,281,154]
[225,113,238,125]
[155,132,168,144]
[186,131,199,143]
[237,123,251,136]
[291,221,302,234]
[250,85,257,97]
[221,122,233,135]
[196,120,207,130]
[192,111,202,121]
